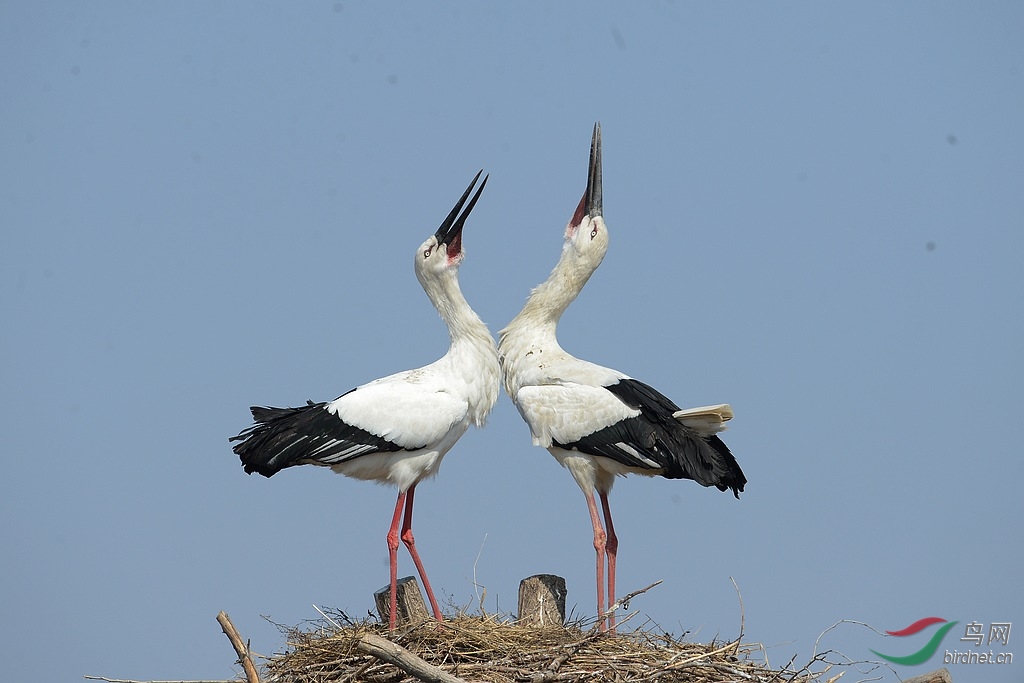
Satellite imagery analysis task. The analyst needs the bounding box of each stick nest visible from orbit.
[260,613,825,683]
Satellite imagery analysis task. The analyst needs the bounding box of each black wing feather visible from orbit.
[555,379,746,497]
[229,391,409,478]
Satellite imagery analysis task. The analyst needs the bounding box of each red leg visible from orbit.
[599,491,618,633]
[385,491,407,631]
[584,489,608,631]
[400,485,444,624]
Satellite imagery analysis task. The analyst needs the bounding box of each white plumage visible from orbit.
[499,125,745,632]
[231,172,499,630]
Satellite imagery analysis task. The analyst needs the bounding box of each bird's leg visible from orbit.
[399,485,445,624]
[599,490,618,634]
[386,491,407,631]
[584,489,608,632]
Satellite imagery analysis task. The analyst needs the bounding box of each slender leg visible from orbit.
[599,490,618,633]
[399,485,444,624]
[583,489,608,631]
[385,491,407,631]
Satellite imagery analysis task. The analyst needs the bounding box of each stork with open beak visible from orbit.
[499,126,745,632]
[231,172,500,631]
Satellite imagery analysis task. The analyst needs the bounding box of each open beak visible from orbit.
[435,170,488,257]
[571,122,603,227]
[586,122,602,218]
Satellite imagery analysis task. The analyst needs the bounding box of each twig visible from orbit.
[216,611,260,683]
[660,639,741,671]
[730,576,744,656]
[312,603,343,632]
[764,653,798,683]
[83,678,233,683]
[613,610,643,631]
[710,663,757,680]
[356,632,469,683]
[595,579,663,627]
[473,533,488,617]
[338,658,376,683]
[533,624,607,681]
[810,619,897,681]
[614,579,663,611]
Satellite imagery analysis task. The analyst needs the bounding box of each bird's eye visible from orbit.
[590,226,599,239]
[423,246,433,258]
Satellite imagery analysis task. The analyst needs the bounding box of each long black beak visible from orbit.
[571,123,603,227]
[586,122,603,218]
[435,170,488,253]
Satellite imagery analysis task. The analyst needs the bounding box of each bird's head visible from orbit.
[562,122,608,272]
[416,171,488,282]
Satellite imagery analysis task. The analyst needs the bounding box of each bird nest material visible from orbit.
[260,613,831,683]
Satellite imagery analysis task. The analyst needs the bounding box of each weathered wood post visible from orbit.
[374,576,430,627]
[904,669,953,683]
[517,574,567,628]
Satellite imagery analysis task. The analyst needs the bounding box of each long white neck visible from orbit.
[502,241,599,344]
[423,270,489,347]
[498,240,604,397]
[422,269,499,424]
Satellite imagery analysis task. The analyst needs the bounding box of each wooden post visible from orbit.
[374,576,430,627]
[518,574,566,628]
[904,668,953,683]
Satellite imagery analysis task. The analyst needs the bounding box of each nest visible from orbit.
[260,612,830,683]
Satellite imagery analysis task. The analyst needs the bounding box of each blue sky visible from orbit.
[2,3,1021,682]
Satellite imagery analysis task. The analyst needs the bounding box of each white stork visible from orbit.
[231,172,499,631]
[498,125,746,632]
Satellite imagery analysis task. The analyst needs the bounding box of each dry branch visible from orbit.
[357,633,469,683]
[730,576,745,656]
[216,611,260,683]
[597,580,662,626]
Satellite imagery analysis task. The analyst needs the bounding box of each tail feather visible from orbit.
[230,401,329,477]
[591,380,747,497]
[674,404,744,497]
[673,403,733,436]
[702,432,746,498]
[230,397,406,478]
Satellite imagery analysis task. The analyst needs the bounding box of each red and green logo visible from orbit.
[872,617,958,666]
